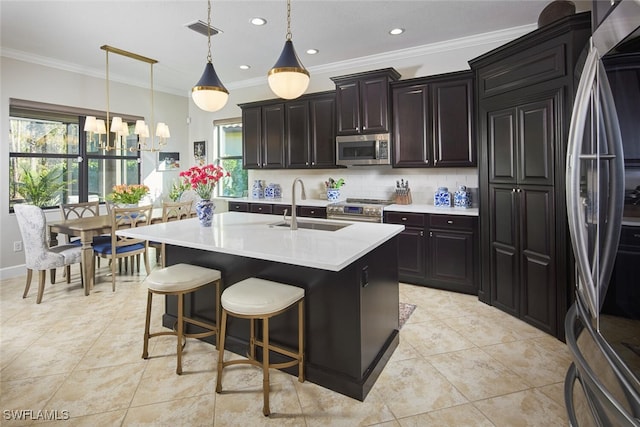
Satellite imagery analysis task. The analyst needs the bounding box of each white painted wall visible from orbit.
[1,25,532,278]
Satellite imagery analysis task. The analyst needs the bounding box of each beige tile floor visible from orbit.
[0,259,573,426]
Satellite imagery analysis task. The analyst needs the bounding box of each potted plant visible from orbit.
[325,177,345,202]
[168,179,190,202]
[107,184,150,207]
[17,165,69,207]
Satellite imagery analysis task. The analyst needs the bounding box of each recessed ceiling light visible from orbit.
[239,65,251,70]
[389,28,404,35]
[251,17,267,26]
[306,49,319,55]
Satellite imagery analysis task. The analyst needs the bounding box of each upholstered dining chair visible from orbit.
[150,200,193,267]
[14,204,83,304]
[92,204,153,291]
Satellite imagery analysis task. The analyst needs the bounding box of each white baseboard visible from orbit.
[0,265,25,281]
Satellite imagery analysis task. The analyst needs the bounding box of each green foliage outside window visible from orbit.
[16,164,71,207]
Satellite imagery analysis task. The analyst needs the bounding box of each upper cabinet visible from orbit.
[331,68,400,135]
[391,71,475,168]
[242,102,286,169]
[241,91,336,170]
[286,92,336,168]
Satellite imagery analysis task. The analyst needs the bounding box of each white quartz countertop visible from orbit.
[117,212,404,271]
[384,204,479,216]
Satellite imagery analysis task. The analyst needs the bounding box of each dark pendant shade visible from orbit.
[192,61,229,112]
[268,40,310,99]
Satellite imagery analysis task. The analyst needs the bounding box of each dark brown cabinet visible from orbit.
[242,103,286,169]
[331,68,400,135]
[384,211,478,294]
[470,12,591,338]
[391,71,474,168]
[227,201,322,218]
[384,212,426,283]
[427,214,478,294]
[286,92,336,168]
[242,92,336,170]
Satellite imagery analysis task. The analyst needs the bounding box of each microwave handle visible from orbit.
[375,140,380,159]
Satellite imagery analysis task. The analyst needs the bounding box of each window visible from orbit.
[9,99,142,211]
[214,118,247,197]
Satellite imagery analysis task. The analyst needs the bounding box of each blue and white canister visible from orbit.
[454,185,471,208]
[251,180,264,199]
[273,184,282,199]
[434,187,451,207]
[264,184,276,199]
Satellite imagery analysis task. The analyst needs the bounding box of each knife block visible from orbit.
[395,189,412,205]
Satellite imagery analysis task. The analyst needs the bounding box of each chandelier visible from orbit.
[89,45,170,152]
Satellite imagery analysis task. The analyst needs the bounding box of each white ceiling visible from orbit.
[0,0,591,96]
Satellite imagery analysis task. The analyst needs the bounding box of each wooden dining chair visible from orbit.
[150,200,193,268]
[14,204,83,303]
[59,201,108,274]
[92,204,153,291]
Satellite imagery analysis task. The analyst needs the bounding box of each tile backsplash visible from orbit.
[248,167,478,205]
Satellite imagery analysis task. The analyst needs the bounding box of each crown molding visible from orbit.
[2,24,536,95]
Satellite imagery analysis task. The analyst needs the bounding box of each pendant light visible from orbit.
[192,0,229,112]
[268,0,309,99]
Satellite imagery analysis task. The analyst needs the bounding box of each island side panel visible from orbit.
[163,235,399,401]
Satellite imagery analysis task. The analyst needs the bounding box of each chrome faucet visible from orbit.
[290,177,307,230]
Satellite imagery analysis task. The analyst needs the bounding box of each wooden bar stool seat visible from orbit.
[142,263,221,374]
[215,277,305,416]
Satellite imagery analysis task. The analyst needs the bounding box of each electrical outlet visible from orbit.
[13,241,23,252]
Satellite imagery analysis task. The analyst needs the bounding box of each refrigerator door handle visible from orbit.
[566,44,600,318]
[566,41,626,320]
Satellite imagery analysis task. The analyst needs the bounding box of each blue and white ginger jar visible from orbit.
[454,185,471,208]
[434,187,451,207]
[251,180,264,199]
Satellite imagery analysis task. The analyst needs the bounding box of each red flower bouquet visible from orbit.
[179,164,228,200]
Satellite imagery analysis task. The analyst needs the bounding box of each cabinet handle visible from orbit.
[429,231,433,237]
[401,217,407,221]
[517,188,522,193]
[312,162,315,166]
[512,188,516,193]
[310,210,315,214]
[447,220,453,224]
[420,231,424,237]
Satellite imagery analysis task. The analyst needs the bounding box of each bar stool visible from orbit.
[215,277,305,416]
[142,263,221,374]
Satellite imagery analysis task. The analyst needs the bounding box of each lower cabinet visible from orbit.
[385,211,478,294]
[227,201,323,218]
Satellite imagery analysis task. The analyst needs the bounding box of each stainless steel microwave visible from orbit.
[336,133,391,166]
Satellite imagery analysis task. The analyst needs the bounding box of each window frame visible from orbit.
[213,117,247,198]
[9,98,143,212]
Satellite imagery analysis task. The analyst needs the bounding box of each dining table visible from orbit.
[48,208,168,295]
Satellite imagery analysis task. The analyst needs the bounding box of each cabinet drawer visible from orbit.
[298,206,326,218]
[272,204,292,215]
[250,203,273,214]
[229,202,249,212]
[385,212,425,227]
[430,214,475,229]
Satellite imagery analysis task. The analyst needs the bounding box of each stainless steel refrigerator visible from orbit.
[564,1,640,425]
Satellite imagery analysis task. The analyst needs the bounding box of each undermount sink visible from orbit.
[269,220,351,232]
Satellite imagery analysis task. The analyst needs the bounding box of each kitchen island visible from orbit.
[118,211,404,400]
